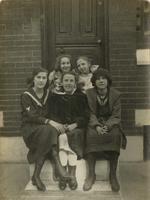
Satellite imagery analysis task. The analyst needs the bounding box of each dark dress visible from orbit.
[21,88,59,164]
[85,87,127,155]
[47,90,90,159]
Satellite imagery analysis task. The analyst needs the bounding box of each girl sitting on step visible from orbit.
[21,67,71,192]
[47,71,90,190]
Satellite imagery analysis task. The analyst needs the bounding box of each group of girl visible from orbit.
[21,55,127,193]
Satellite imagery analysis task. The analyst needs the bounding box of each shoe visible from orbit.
[68,177,78,190]
[59,179,67,190]
[110,174,120,192]
[109,154,120,192]
[52,148,71,181]
[32,176,46,191]
[68,165,78,190]
[83,174,96,191]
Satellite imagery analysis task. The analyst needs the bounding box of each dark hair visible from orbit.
[54,54,73,72]
[27,67,49,89]
[61,71,79,84]
[91,68,112,87]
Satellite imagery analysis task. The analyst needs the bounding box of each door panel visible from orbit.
[41,0,108,70]
[56,45,100,65]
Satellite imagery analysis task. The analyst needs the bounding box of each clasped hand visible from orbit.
[96,125,108,135]
[49,120,77,134]
[64,123,77,132]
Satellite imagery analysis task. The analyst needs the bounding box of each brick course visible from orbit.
[0,0,41,135]
[109,0,150,135]
[0,0,149,136]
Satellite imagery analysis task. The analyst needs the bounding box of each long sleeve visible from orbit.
[105,94,121,130]
[21,93,47,124]
[86,89,103,127]
[75,94,90,128]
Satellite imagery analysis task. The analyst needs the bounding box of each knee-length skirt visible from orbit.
[23,124,59,163]
[85,125,121,154]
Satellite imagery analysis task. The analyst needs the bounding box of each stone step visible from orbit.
[21,189,122,200]
[25,160,121,199]
[29,159,110,185]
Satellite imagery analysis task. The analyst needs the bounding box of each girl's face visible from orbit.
[77,58,90,74]
[95,76,108,90]
[33,72,47,89]
[60,57,71,73]
[62,74,76,94]
[90,65,99,73]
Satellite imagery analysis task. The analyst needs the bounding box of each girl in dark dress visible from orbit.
[21,67,70,191]
[47,72,90,190]
[83,68,127,192]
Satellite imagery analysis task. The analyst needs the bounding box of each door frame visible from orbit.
[40,0,109,70]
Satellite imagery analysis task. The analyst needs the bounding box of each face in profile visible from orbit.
[62,74,76,94]
[33,72,47,89]
[95,76,108,90]
[90,65,99,73]
[77,58,90,74]
[60,57,71,73]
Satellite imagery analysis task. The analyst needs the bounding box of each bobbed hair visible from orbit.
[54,54,73,72]
[91,68,112,87]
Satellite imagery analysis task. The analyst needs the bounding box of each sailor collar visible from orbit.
[24,89,49,107]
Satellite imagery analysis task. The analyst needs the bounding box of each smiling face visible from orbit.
[77,58,90,75]
[60,57,71,73]
[62,74,76,94]
[33,72,47,89]
[95,76,108,90]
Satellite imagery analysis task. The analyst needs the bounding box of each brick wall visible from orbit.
[0,0,41,136]
[109,0,150,135]
[0,0,149,136]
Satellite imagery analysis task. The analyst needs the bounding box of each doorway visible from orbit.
[41,0,109,71]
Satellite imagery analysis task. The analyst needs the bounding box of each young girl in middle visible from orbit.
[49,54,74,93]
[47,71,90,190]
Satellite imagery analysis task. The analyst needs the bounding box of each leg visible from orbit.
[83,153,96,191]
[109,152,120,192]
[32,157,46,191]
[51,146,71,180]
[58,166,67,190]
[58,150,68,190]
[68,153,78,190]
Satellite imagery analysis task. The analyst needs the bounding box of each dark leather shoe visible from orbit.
[68,177,78,190]
[32,176,46,191]
[83,175,96,191]
[59,179,67,190]
[110,175,120,192]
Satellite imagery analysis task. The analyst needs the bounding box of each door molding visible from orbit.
[40,0,109,70]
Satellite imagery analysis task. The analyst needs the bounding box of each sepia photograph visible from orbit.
[0,0,150,200]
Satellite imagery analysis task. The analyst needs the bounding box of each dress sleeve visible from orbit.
[75,94,90,128]
[21,93,48,124]
[105,94,121,130]
[86,90,103,128]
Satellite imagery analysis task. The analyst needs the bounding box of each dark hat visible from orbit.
[91,68,112,87]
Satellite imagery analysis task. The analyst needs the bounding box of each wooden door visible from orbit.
[41,0,109,71]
